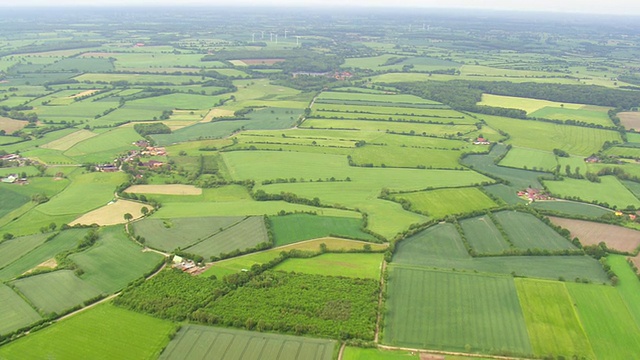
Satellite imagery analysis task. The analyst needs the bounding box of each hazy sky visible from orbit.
[1,0,640,15]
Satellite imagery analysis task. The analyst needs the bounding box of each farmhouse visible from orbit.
[517,187,553,202]
[96,164,119,172]
[584,155,600,163]
[140,160,165,169]
[0,154,19,161]
[473,137,491,145]
[1,174,17,183]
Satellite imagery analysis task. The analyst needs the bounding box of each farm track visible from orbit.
[376,344,534,360]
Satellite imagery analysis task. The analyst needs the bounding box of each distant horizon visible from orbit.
[1,0,640,16]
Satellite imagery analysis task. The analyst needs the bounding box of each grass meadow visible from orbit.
[0,303,175,360]
[544,176,640,209]
[460,215,510,254]
[394,188,498,218]
[0,233,49,270]
[273,253,384,279]
[384,267,532,356]
[492,211,575,251]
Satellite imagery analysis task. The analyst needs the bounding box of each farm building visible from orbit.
[473,137,491,145]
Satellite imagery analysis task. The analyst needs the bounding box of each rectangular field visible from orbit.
[493,211,575,251]
[549,217,640,253]
[0,284,42,335]
[184,216,268,259]
[11,270,102,316]
[394,188,498,218]
[159,324,336,360]
[460,215,510,254]
[274,253,384,279]
[530,201,611,218]
[607,255,640,327]
[0,303,175,360]
[131,216,245,251]
[514,279,594,359]
[0,233,49,270]
[269,214,374,246]
[384,267,532,356]
[567,283,640,359]
[392,223,470,261]
[544,176,640,210]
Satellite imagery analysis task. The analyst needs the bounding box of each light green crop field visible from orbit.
[0,284,42,336]
[312,109,474,123]
[460,215,510,254]
[0,303,175,360]
[0,229,88,281]
[131,216,245,251]
[478,94,584,113]
[394,188,498,218]
[350,146,468,169]
[343,347,418,360]
[274,253,384,279]
[0,233,49,269]
[63,127,142,163]
[499,147,558,172]
[318,91,440,104]
[159,324,336,360]
[70,226,163,293]
[529,106,613,127]
[480,114,621,155]
[302,119,475,136]
[492,211,575,251]
[544,176,640,209]
[269,214,375,246]
[384,267,532,356]
[11,270,102,316]
[0,166,40,177]
[128,93,222,110]
[184,216,268,259]
[515,279,594,359]
[36,171,127,216]
[607,255,640,327]
[40,129,98,151]
[73,73,203,84]
[605,145,640,158]
[567,283,640,360]
[312,103,455,117]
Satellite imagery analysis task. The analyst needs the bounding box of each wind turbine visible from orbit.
[284,29,288,39]
[270,32,273,42]
[261,31,265,39]
[296,36,300,45]
[252,33,255,42]
[275,34,278,44]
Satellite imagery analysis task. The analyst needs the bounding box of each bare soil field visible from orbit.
[70,90,99,99]
[631,254,640,270]
[549,216,640,253]
[24,258,58,275]
[124,184,202,195]
[69,199,146,226]
[0,117,28,133]
[619,112,640,130]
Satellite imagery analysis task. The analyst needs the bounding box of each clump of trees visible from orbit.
[133,122,171,137]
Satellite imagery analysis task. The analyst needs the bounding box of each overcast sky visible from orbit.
[1,0,639,16]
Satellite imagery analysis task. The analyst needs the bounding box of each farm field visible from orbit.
[69,199,147,226]
[460,215,510,254]
[69,226,163,293]
[269,214,375,246]
[0,303,175,360]
[40,129,97,151]
[478,94,585,113]
[131,216,245,251]
[159,324,336,360]
[544,176,640,209]
[567,283,640,359]
[0,233,49,269]
[607,255,640,326]
[514,279,594,359]
[499,147,584,172]
[125,184,203,195]
[549,217,640,253]
[274,253,384,279]
[393,188,498,218]
[617,111,640,130]
[530,200,612,218]
[11,270,102,315]
[492,211,575,251]
[184,216,269,259]
[384,267,532,356]
[0,284,42,336]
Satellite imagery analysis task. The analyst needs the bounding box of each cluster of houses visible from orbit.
[291,71,353,80]
[172,255,205,275]
[517,187,553,202]
[614,211,637,221]
[95,141,167,173]
[1,174,28,185]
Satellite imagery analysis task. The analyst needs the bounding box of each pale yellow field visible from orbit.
[0,117,28,133]
[478,94,584,114]
[69,199,146,226]
[201,108,235,122]
[124,184,202,195]
[229,60,247,66]
[69,90,99,99]
[41,130,98,151]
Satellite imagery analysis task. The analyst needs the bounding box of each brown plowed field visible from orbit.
[619,112,640,130]
[549,216,640,253]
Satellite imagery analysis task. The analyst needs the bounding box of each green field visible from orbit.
[0,233,49,269]
[63,127,142,163]
[393,223,470,260]
[499,147,584,172]
[0,284,42,335]
[567,283,640,359]
[515,279,594,359]
[184,216,268,259]
[159,324,336,360]
[493,211,575,251]
[0,229,88,281]
[0,303,175,360]
[478,94,585,113]
[394,188,498,218]
[544,176,640,209]
[607,255,640,327]
[530,200,612,218]
[131,216,245,251]
[530,106,612,126]
[460,215,510,254]
[274,253,384,279]
[269,214,375,246]
[70,226,163,293]
[480,114,621,156]
[0,187,30,219]
[384,267,532,355]
[11,270,102,316]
